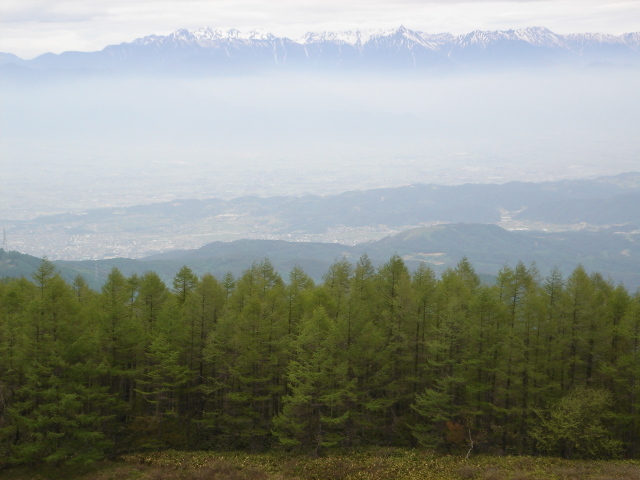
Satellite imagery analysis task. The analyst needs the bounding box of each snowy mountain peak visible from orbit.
[388,25,421,40]
[512,26,565,46]
[455,29,498,48]
[5,26,639,72]
[131,27,277,47]
[301,30,362,45]
[299,29,392,47]
[185,27,277,42]
[623,32,640,48]
[364,26,438,50]
[452,27,571,49]
[566,31,628,46]
[129,26,640,52]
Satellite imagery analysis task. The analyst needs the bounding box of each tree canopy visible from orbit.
[1,258,639,465]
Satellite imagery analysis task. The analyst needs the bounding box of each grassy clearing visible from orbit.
[2,449,640,480]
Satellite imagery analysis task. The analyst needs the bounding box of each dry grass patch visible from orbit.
[3,450,640,480]
[455,465,482,479]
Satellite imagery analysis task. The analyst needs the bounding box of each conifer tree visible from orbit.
[97,268,144,454]
[2,256,640,459]
[133,333,191,449]
[410,263,438,392]
[182,273,226,446]
[342,254,379,446]
[274,307,351,453]
[212,260,287,449]
[372,255,414,443]
[4,260,111,465]
[172,266,199,305]
[413,259,479,449]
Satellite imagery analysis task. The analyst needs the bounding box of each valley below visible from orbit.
[2,172,639,290]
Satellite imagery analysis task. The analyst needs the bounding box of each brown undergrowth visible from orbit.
[2,449,640,480]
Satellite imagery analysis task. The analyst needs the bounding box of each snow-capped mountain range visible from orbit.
[2,26,639,74]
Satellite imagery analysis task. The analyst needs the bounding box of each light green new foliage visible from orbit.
[532,385,622,459]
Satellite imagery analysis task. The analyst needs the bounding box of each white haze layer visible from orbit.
[1,69,639,220]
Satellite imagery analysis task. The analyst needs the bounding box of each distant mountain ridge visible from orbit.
[3,222,640,291]
[2,26,639,74]
[4,172,640,262]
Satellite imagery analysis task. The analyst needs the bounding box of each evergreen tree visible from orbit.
[172,266,199,305]
[1,256,639,460]
[132,333,191,449]
[211,260,287,449]
[413,259,479,450]
[97,268,144,455]
[183,273,226,446]
[371,255,414,443]
[274,307,351,453]
[3,260,111,465]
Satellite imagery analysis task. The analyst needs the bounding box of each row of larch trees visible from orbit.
[1,255,640,465]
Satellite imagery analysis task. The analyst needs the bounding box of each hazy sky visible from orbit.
[1,0,639,58]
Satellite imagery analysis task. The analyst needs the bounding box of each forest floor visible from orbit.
[3,449,640,480]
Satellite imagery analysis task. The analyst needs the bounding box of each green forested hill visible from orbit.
[513,192,640,225]
[1,222,639,290]
[0,257,638,466]
[0,248,43,278]
[366,224,640,288]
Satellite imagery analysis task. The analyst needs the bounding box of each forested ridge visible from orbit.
[1,255,639,466]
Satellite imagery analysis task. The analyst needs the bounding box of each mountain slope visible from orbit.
[514,193,640,225]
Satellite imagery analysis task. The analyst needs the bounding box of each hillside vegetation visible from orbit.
[1,256,640,469]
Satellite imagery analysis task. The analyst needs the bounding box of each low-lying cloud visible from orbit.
[1,68,639,219]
